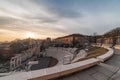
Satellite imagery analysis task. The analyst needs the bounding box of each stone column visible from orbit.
[10,57,16,71]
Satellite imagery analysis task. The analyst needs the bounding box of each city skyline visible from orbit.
[1,0,120,41]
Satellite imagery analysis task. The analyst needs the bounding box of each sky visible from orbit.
[0,0,120,41]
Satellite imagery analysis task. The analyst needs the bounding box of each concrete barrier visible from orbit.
[97,48,114,62]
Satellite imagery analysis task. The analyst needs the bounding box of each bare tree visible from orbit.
[104,27,120,47]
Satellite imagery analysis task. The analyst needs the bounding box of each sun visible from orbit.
[25,32,36,38]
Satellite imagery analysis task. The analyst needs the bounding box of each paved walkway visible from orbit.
[55,49,120,80]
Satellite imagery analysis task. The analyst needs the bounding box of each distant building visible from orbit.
[95,27,120,46]
[10,39,42,71]
[46,37,51,42]
[116,36,120,44]
[54,34,89,47]
[0,42,10,48]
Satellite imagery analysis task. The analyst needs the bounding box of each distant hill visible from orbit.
[104,27,120,37]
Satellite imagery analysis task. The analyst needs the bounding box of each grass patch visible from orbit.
[86,46,100,52]
[77,47,108,61]
[86,47,108,59]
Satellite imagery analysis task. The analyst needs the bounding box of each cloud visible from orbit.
[1,0,120,41]
[50,9,81,19]
[0,16,16,25]
[34,0,82,19]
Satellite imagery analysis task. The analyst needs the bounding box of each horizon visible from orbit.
[1,0,120,41]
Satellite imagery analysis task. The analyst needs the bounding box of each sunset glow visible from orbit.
[0,0,120,42]
[25,32,36,38]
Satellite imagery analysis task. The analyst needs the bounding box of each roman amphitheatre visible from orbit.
[0,27,120,80]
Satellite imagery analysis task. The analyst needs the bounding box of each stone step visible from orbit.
[97,63,119,73]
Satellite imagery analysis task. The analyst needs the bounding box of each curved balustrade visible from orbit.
[97,48,114,62]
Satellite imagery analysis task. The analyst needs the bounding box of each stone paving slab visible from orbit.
[91,72,109,80]
[94,66,114,77]
[111,69,120,80]
[98,63,119,73]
